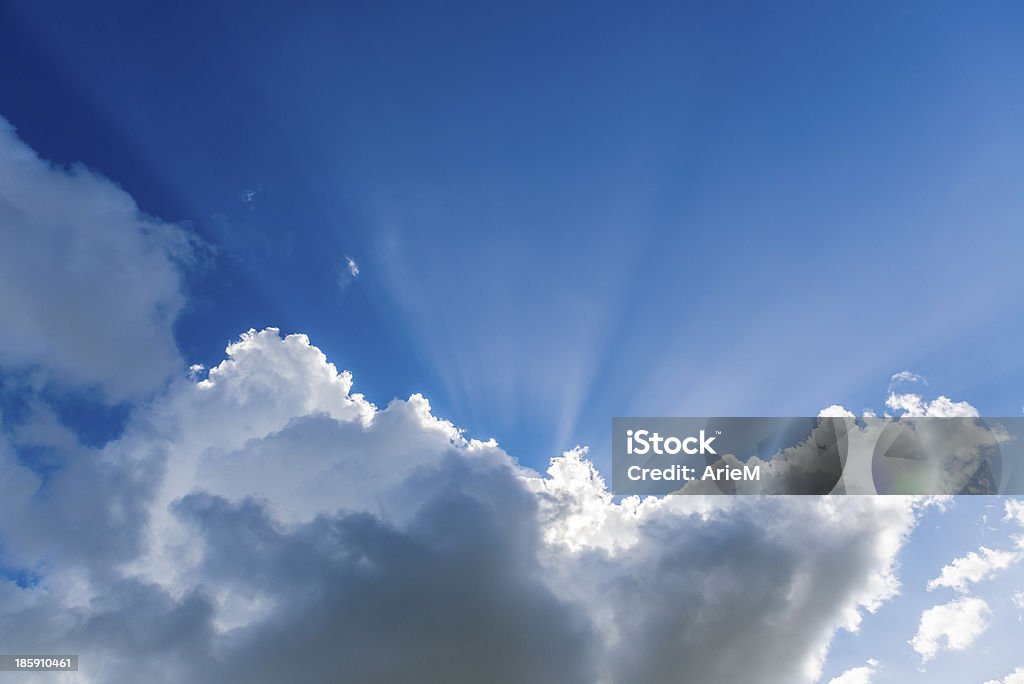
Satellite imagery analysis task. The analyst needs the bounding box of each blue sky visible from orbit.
[2,5,1024,681]
[3,1,1023,466]
[823,497,1024,682]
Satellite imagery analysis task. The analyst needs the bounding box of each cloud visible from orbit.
[909,596,990,662]
[0,398,158,576]
[1014,591,1024,610]
[819,404,856,418]
[828,658,879,684]
[927,546,1022,593]
[170,466,598,684]
[1005,500,1024,528]
[984,667,1024,684]
[889,370,928,391]
[0,329,929,683]
[337,254,359,291]
[554,497,913,683]
[885,392,979,417]
[0,117,196,401]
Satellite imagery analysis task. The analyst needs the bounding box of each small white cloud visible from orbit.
[1005,501,1024,528]
[927,546,1022,593]
[1013,591,1024,610]
[240,186,262,207]
[336,255,360,292]
[889,371,928,392]
[187,364,206,381]
[984,666,1024,684]
[818,404,856,418]
[828,658,879,684]
[909,596,990,662]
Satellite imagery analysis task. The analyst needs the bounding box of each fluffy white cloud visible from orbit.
[984,667,1024,684]
[0,117,195,400]
[828,658,879,684]
[0,329,929,683]
[885,392,979,417]
[909,596,991,662]
[927,546,1022,593]
[1005,500,1024,528]
[819,405,856,418]
[922,498,1024,610]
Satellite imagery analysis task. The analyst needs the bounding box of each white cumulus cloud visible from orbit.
[909,596,991,662]
[0,328,930,684]
[828,658,879,684]
[885,392,979,417]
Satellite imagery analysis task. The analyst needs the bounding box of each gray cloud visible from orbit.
[573,500,907,683]
[0,117,195,401]
[1,329,927,683]
[173,458,597,684]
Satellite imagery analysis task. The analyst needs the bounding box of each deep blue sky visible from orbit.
[2,1,1023,468]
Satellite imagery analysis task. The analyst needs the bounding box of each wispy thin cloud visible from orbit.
[337,255,360,292]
